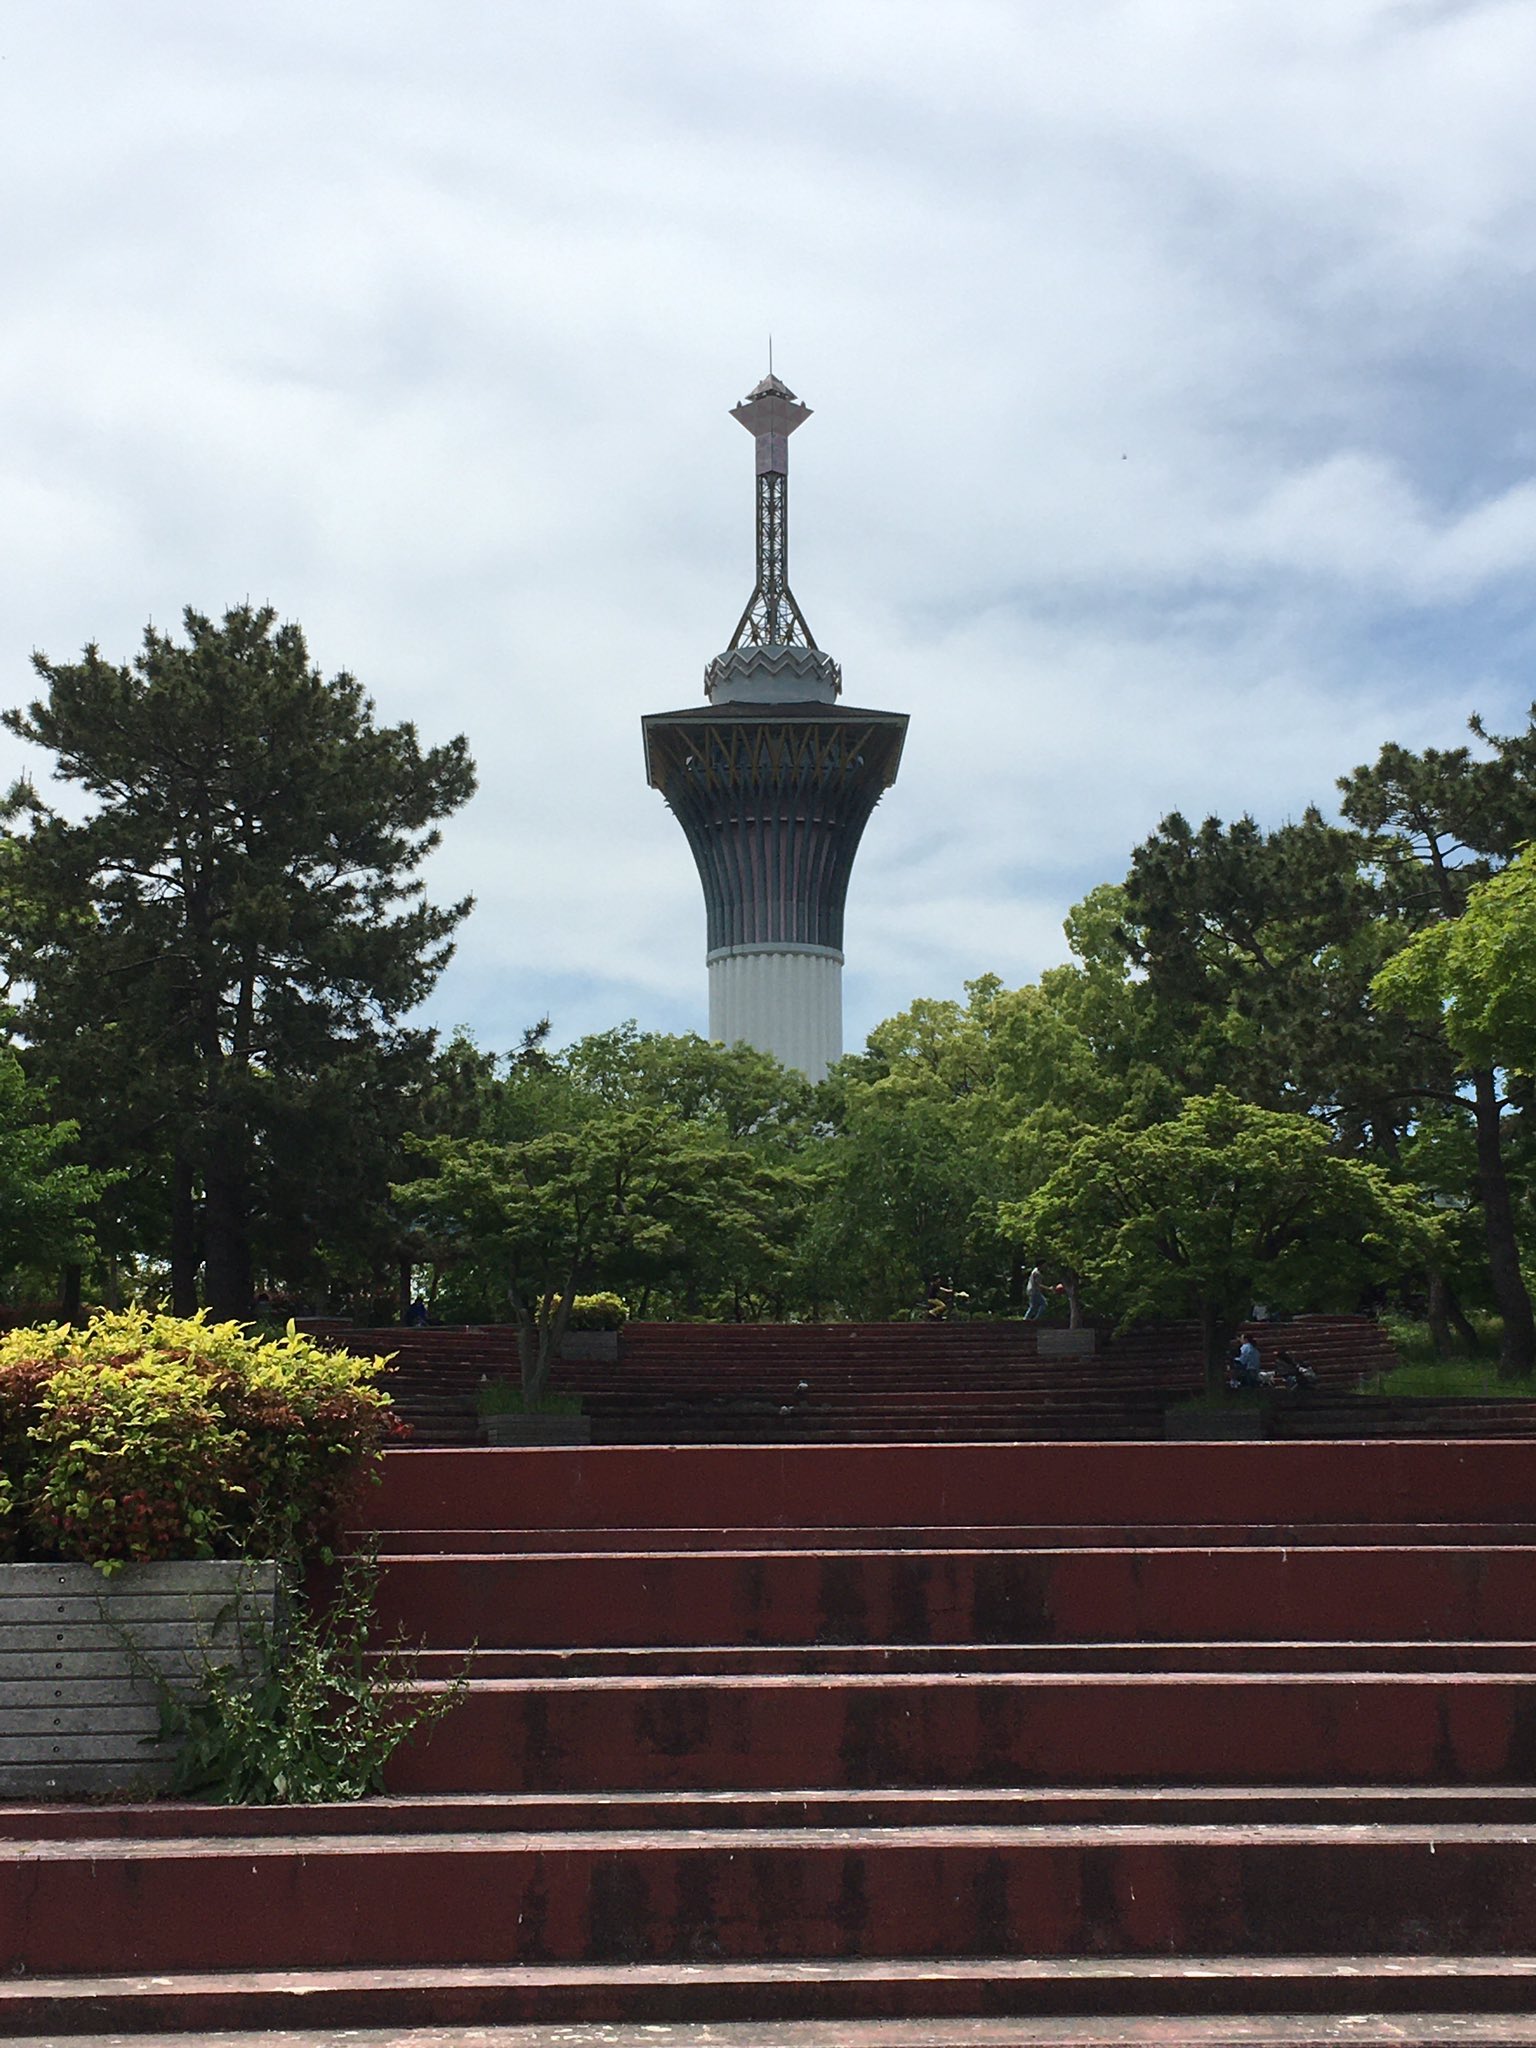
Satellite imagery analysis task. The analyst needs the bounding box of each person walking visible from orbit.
[1023,1263,1049,1321]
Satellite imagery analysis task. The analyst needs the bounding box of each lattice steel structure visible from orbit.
[726,374,819,653]
[642,374,907,1081]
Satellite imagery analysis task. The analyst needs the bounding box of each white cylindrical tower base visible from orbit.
[707,944,843,1083]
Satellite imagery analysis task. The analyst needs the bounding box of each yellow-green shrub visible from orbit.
[0,1310,395,1571]
[567,1292,629,1330]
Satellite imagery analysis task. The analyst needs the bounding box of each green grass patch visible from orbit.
[1375,1358,1536,1400]
[475,1379,585,1418]
[1372,1314,1536,1398]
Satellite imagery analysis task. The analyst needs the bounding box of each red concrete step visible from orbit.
[12,1822,1536,1973]
[355,1442,1536,1537]
[586,1426,1167,1447]
[386,1674,1536,1793]
[399,1639,1536,1678]
[10,1955,1536,2035]
[366,1545,1536,1648]
[1278,1403,1536,1440]
[11,1784,1536,1841]
[9,1949,1536,2031]
[367,1519,1536,1553]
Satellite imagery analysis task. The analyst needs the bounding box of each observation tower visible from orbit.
[642,373,907,1081]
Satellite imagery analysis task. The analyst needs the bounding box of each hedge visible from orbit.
[0,1310,399,1571]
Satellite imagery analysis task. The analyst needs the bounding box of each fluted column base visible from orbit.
[707,944,843,1083]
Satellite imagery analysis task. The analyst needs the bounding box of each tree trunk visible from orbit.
[170,1152,199,1316]
[1446,1280,1483,1357]
[1200,1301,1235,1398]
[514,1312,538,1401]
[1471,1067,1536,1380]
[60,1263,83,1326]
[1426,1270,1453,1358]
[203,1141,252,1320]
[1008,1253,1025,1312]
[398,1257,413,1320]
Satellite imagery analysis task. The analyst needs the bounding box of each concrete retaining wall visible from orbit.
[0,1558,278,1799]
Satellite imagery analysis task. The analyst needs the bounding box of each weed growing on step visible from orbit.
[145,1549,469,1803]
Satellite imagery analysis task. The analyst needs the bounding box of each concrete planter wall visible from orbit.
[481,1414,593,1446]
[0,1558,278,1800]
[558,1331,620,1363]
[1036,1328,1098,1358]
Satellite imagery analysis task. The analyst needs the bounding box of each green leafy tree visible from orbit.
[0,1051,109,1288]
[402,1079,791,1399]
[564,1024,815,1144]
[805,986,1015,1318]
[1341,716,1536,1377]
[1374,846,1536,1079]
[2,605,475,1317]
[1003,1091,1436,1390]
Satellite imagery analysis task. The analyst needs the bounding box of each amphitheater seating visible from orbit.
[361,1313,1413,1446]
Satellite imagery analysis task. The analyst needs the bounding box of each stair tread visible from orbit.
[400,1643,1536,1676]
[372,1538,1536,1559]
[13,1950,1536,2042]
[16,2021,1536,2048]
[15,1783,1536,1839]
[15,1952,1536,1992]
[401,1669,1536,1691]
[19,1819,1536,1860]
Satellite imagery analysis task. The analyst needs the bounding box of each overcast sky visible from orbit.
[3,0,1534,1058]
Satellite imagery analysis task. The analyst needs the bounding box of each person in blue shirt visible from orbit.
[1229,1337,1264,1388]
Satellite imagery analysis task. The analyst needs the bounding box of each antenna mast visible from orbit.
[726,373,819,652]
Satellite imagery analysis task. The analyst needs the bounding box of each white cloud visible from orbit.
[1,0,1534,1057]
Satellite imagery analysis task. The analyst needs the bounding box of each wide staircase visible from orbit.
[8,1437,1536,2043]
[368,1314,1409,1447]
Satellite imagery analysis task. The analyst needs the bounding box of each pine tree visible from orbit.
[3,605,475,1317]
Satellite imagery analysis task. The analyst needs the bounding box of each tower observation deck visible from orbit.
[642,373,907,1081]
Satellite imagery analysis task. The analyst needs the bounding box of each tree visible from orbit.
[804,987,1016,1318]
[420,1026,817,1323]
[1373,846,1536,1080]
[0,1051,110,1287]
[1119,808,1419,1149]
[2,605,475,1316]
[1341,717,1536,1378]
[403,1080,791,1399]
[1002,1091,1436,1390]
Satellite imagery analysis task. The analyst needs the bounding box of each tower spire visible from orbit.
[727,372,819,653]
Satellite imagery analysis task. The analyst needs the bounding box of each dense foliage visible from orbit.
[0,1311,395,1569]
[1003,1091,1436,1386]
[402,1028,812,1398]
[0,1049,111,1294]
